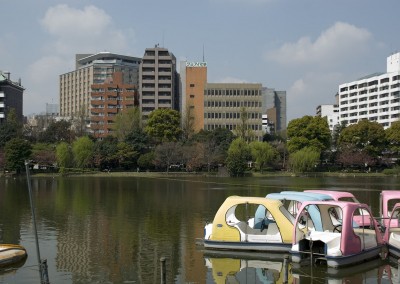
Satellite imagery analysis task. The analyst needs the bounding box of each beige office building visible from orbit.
[204,83,264,140]
[60,52,140,118]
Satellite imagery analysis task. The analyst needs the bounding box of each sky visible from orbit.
[1,0,400,122]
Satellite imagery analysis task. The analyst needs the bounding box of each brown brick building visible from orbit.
[90,72,137,139]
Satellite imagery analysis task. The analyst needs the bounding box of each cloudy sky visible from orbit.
[2,0,400,122]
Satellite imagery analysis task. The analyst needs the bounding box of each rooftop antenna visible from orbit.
[202,44,205,62]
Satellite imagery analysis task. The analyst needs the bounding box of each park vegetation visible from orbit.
[1,107,400,177]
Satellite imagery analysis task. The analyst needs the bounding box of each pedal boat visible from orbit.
[0,244,27,267]
[203,196,295,252]
[383,202,400,258]
[380,190,400,229]
[291,201,384,268]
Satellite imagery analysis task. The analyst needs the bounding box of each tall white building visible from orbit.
[338,52,400,129]
[316,104,339,132]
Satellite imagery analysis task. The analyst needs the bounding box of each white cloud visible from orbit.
[23,56,69,114]
[265,22,372,67]
[40,4,131,55]
[287,72,343,121]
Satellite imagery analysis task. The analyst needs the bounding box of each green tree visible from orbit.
[137,152,155,171]
[386,120,400,154]
[288,147,320,173]
[338,120,386,157]
[93,136,119,170]
[38,120,74,143]
[72,136,94,169]
[56,142,73,173]
[4,138,32,174]
[287,115,331,153]
[145,109,182,143]
[249,141,277,173]
[226,138,251,177]
[116,141,138,169]
[125,129,149,155]
[0,108,22,147]
[234,107,254,142]
[113,107,141,141]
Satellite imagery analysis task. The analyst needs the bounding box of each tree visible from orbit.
[181,103,195,142]
[93,136,119,170]
[125,129,150,155]
[336,143,375,169]
[338,120,386,157]
[249,141,277,173]
[137,152,155,171]
[0,108,22,147]
[31,143,56,169]
[4,138,32,174]
[144,109,182,143]
[234,107,255,142]
[226,138,251,177]
[56,142,73,173]
[113,107,141,141]
[288,147,320,173]
[72,136,94,169]
[71,104,89,137]
[153,142,182,172]
[287,115,331,153]
[116,142,138,169]
[38,120,74,143]
[386,120,400,154]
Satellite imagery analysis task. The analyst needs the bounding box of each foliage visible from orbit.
[386,120,400,154]
[116,142,138,169]
[38,120,74,143]
[0,108,22,147]
[382,166,400,175]
[226,138,251,177]
[125,129,149,155]
[4,138,32,173]
[336,143,375,168]
[338,120,386,157]
[287,115,331,153]
[144,109,182,143]
[137,152,155,170]
[72,136,94,169]
[288,147,320,173]
[56,142,73,173]
[31,143,56,168]
[113,107,141,141]
[234,107,254,142]
[93,136,119,170]
[153,142,182,172]
[249,141,277,172]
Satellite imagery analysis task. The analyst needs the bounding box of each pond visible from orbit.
[0,174,400,283]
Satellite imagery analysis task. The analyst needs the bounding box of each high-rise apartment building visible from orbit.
[179,61,207,133]
[90,72,137,139]
[338,52,400,129]
[316,104,339,132]
[139,46,179,121]
[60,52,141,118]
[0,71,24,124]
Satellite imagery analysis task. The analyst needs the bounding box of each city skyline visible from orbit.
[2,1,400,122]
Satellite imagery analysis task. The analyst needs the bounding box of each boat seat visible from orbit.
[353,228,377,249]
[234,221,282,243]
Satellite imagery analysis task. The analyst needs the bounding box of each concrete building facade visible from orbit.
[0,71,24,124]
[338,52,400,129]
[204,83,264,140]
[90,72,137,139]
[60,52,140,118]
[262,88,287,134]
[316,104,339,132]
[179,61,207,133]
[139,46,179,121]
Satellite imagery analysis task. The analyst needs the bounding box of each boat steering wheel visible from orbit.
[333,224,342,233]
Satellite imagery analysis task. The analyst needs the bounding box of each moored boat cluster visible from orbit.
[200,190,400,268]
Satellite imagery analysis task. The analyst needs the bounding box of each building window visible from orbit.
[190,84,195,87]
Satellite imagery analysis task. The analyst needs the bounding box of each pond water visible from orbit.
[1,174,400,283]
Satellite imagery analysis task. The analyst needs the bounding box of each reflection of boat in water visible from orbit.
[0,244,27,268]
[203,250,292,284]
[291,258,388,283]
